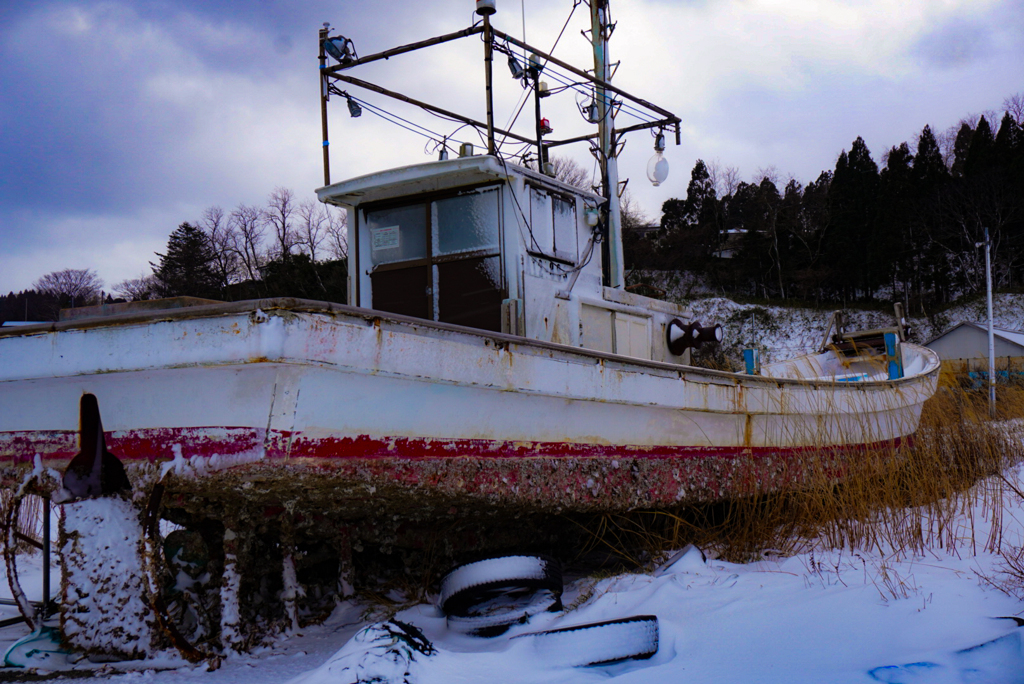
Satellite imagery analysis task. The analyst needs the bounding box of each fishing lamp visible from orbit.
[508,54,525,80]
[346,96,362,118]
[324,36,355,64]
[647,130,669,186]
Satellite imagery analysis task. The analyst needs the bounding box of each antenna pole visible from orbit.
[591,0,624,288]
[483,15,496,155]
[319,24,331,185]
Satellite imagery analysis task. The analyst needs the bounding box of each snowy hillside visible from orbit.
[679,291,1024,364]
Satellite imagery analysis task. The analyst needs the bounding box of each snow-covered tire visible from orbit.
[446,587,561,637]
[439,555,561,616]
[518,615,660,667]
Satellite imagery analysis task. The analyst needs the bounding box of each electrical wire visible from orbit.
[347,95,446,143]
[493,0,582,153]
[333,0,662,163]
[539,65,660,126]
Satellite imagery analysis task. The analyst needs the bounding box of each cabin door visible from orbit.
[365,185,504,332]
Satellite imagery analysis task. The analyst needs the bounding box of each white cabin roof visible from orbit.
[316,155,604,208]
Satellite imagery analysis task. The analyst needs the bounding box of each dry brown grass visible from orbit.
[571,384,1024,567]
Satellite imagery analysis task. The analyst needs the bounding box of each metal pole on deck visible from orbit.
[483,14,496,155]
[591,0,624,289]
[984,227,996,418]
[319,24,331,186]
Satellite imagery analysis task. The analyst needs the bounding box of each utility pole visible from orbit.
[984,226,995,418]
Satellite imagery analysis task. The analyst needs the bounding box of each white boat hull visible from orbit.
[0,299,940,509]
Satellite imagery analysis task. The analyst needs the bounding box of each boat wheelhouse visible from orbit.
[319,154,696,363]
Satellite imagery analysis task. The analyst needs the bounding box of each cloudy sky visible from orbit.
[1,0,1021,295]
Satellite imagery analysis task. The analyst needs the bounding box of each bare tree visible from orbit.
[230,204,267,282]
[325,206,349,260]
[265,187,296,259]
[1004,92,1024,125]
[296,200,329,263]
[34,268,103,308]
[706,161,741,198]
[755,165,781,186]
[549,156,593,190]
[619,189,649,233]
[199,206,241,289]
[938,124,960,169]
[112,274,157,301]
[959,110,1000,130]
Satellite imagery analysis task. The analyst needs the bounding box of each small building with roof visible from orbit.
[925,322,1024,383]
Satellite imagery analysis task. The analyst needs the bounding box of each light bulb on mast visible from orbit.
[647,130,669,186]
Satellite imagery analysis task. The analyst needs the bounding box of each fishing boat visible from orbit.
[0,0,939,662]
[0,0,940,509]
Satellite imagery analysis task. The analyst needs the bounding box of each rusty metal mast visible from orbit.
[317,1,681,286]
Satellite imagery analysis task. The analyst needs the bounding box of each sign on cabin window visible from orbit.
[368,204,428,266]
[528,187,577,263]
[363,185,504,332]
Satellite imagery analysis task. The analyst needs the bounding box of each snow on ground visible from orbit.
[3,466,1024,682]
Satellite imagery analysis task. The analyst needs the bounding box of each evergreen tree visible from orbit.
[994,113,1022,171]
[913,125,948,187]
[963,116,995,179]
[152,223,221,299]
[877,143,914,301]
[659,160,721,271]
[824,138,880,300]
[950,123,974,178]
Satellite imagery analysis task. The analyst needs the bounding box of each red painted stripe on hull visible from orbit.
[2,428,906,465]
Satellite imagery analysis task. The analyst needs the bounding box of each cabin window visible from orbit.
[527,186,577,263]
[434,189,500,256]
[367,204,428,266]
[364,185,504,332]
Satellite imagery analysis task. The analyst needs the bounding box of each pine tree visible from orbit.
[659,160,721,271]
[913,125,948,187]
[963,116,995,179]
[824,138,880,300]
[152,223,221,299]
[950,123,974,178]
[994,113,1022,171]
